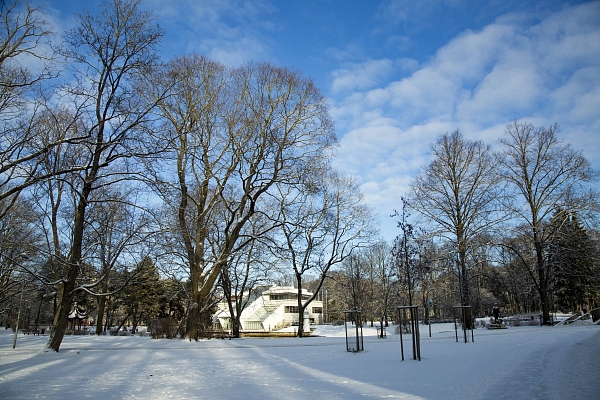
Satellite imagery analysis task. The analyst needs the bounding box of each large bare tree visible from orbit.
[498,121,597,325]
[410,130,502,324]
[43,0,164,352]
[150,55,335,340]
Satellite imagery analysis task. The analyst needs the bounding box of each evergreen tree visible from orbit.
[548,209,598,313]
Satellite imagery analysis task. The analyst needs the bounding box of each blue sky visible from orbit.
[45,0,600,241]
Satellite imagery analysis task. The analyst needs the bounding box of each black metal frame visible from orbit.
[452,305,474,343]
[396,305,421,361]
[344,310,364,352]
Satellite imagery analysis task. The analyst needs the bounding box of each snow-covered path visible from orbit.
[480,325,600,399]
[1,323,598,399]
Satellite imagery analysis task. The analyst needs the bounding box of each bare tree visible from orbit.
[42,0,164,352]
[82,188,156,335]
[338,254,369,316]
[391,198,425,307]
[0,196,40,320]
[359,241,394,327]
[219,213,274,338]
[149,56,335,340]
[336,248,392,327]
[0,0,55,116]
[147,54,232,339]
[498,121,598,324]
[0,0,58,219]
[272,170,376,336]
[410,130,502,326]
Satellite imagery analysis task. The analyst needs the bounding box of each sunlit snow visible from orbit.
[1,321,598,399]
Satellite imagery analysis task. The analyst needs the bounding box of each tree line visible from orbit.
[401,125,598,327]
[0,0,598,353]
[0,0,375,350]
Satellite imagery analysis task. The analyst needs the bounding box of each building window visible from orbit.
[269,293,310,301]
[284,306,299,314]
[270,293,296,301]
[244,321,263,330]
[312,307,322,314]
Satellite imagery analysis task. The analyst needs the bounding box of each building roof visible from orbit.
[263,285,313,295]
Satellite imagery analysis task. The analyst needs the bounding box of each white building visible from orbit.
[214,286,324,334]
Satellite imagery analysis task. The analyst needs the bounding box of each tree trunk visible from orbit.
[535,240,551,325]
[46,175,91,351]
[112,313,131,335]
[231,313,241,338]
[47,281,74,351]
[131,312,141,335]
[458,249,474,329]
[222,268,242,338]
[297,276,305,337]
[96,296,106,335]
[186,296,200,341]
[226,299,242,338]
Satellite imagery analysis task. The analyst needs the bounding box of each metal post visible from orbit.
[398,308,405,361]
[344,313,350,351]
[324,290,328,324]
[410,308,417,359]
[428,302,432,338]
[453,306,474,343]
[355,315,360,352]
[397,306,420,361]
[344,310,363,352]
[453,307,458,342]
[12,280,25,349]
[470,307,474,343]
[462,307,467,343]
[417,308,421,360]
[410,307,421,361]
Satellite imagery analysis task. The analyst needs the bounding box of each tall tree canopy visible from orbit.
[498,121,598,324]
[411,130,501,317]
[148,55,336,340]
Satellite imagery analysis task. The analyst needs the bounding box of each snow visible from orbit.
[1,322,599,399]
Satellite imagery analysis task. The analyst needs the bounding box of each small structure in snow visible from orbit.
[344,309,364,352]
[68,303,90,334]
[397,305,421,361]
[453,305,474,343]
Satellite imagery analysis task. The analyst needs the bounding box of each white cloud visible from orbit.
[462,62,544,122]
[550,66,600,121]
[200,35,269,66]
[331,2,600,241]
[144,0,275,65]
[331,58,419,94]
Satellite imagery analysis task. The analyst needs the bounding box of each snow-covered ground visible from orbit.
[1,321,598,399]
